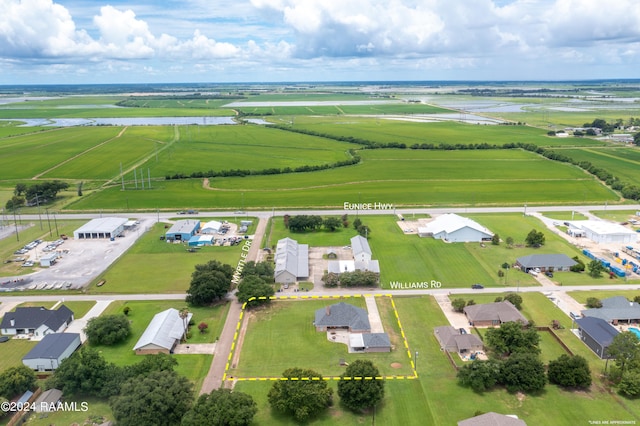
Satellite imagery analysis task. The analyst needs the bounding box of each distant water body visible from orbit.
[1,116,237,127]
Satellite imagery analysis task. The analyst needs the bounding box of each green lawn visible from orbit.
[88,300,227,387]
[0,340,37,373]
[89,222,241,294]
[568,290,640,305]
[233,297,413,378]
[21,396,112,426]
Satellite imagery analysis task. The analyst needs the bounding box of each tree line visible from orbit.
[5,181,69,211]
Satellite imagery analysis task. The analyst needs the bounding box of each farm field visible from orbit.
[236,102,450,116]
[558,147,640,184]
[88,221,242,294]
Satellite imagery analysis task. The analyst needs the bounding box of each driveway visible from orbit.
[65,300,114,342]
[434,294,471,330]
[365,295,384,333]
[173,343,216,354]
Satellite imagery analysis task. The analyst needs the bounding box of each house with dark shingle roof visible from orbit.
[22,333,81,370]
[349,332,391,353]
[576,316,620,359]
[463,301,527,327]
[515,253,577,272]
[434,326,484,354]
[1,305,74,339]
[314,302,370,332]
[582,296,640,324]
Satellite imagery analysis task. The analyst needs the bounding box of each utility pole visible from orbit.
[13,209,19,242]
[120,162,125,190]
[35,193,43,230]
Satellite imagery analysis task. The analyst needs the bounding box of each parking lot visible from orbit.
[0,218,152,291]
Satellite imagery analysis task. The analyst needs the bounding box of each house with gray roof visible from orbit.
[274,238,309,284]
[349,332,391,353]
[22,333,81,371]
[133,308,192,355]
[464,301,528,327]
[575,316,620,359]
[458,412,527,426]
[434,326,484,354]
[515,253,577,272]
[1,305,74,339]
[351,235,372,262]
[582,296,640,324]
[314,302,370,332]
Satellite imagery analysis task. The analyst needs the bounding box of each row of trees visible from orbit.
[322,270,379,287]
[268,361,384,422]
[6,181,70,211]
[46,349,258,425]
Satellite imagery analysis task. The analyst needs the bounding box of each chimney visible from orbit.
[326,306,331,316]
[10,319,15,327]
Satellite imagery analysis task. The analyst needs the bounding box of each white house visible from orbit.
[351,235,372,262]
[418,213,493,243]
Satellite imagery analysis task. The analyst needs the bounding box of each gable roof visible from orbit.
[516,254,577,269]
[351,235,372,256]
[362,333,391,348]
[576,316,620,346]
[201,220,222,232]
[582,296,640,322]
[314,302,370,331]
[133,308,192,351]
[274,238,309,278]
[23,333,81,360]
[463,301,528,324]
[458,412,527,426]
[420,213,492,237]
[1,305,74,331]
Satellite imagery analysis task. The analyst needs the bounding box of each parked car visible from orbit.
[471,283,484,289]
[545,271,553,278]
[0,336,8,343]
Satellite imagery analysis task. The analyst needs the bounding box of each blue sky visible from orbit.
[1,0,640,84]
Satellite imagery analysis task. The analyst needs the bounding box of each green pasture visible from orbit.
[68,148,618,210]
[232,297,413,378]
[237,102,449,116]
[591,209,640,223]
[280,115,604,147]
[558,147,640,184]
[0,122,48,138]
[0,127,123,180]
[395,295,638,425]
[495,105,640,128]
[88,222,241,294]
[92,300,226,386]
[541,211,588,221]
[117,97,236,110]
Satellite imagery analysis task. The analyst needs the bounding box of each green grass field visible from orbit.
[0,339,37,373]
[21,396,113,426]
[559,147,640,184]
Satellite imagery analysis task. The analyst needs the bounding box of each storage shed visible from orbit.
[40,252,59,267]
[22,333,81,371]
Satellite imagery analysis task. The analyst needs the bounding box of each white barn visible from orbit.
[201,220,223,234]
[22,333,81,371]
[74,217,128,239]
[133,308,192,355]
[418,213,493,243]
[570,220,637,244]
[274,238,309,284]
[351,235,372,262]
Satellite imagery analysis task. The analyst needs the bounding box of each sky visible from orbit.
[1,0,640,84]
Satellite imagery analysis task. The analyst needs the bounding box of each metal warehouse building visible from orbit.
[165,220,200,241]
[73,217,128,239]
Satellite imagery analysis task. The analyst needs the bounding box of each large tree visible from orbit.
[547,355,592,389]
[236,275,275,307]
[503,293,523,310]
[500,353,547,393]
[587,261,606,278]
[607,331,640,374]
[457,359,502,393]
[0,365,36,399]
[46,347,115,397]
[337,360,385,412]
[484,321,540,357]
[181,388,257,426]
[240,261,274,282]
[84,314,131,345]
[110,370,193,426]
[186,260,234,306]
[525,229,545,247]
[268,368,333,422]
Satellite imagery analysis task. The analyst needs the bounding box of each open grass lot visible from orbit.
[282,116,605,147]
[541,211,589,221]
[395,295,639,425]
[91,300,227,388]
[590,209,640,222]
[232,297,414,378]
[21,397,113,426]
[88,222,242,294]
[68,148,617,210]
[0,339,37,373]
[568,290,640,305]
[559,147,640,184]
[62,301,96,318]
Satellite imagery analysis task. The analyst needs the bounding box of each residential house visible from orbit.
[463,301,527,327]
[434,326,484,354]
[133,308,192,355]
[1,305,74,339]
[575,316,620,359]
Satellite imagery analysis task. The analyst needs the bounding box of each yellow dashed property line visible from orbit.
[226,294,417,381]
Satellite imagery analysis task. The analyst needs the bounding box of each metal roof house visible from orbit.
[575,316,620,359]
[582,296,640,324]
[22,333,81,371]
[515,254,578,272]
[464,301,528,327]
[165,220,200,241]
[1,305,74,339]
[73,217,128,239]
[314,302,371,333]
[434,326,484,354]
[274,238,309,284]
[133,308,192,355]
[418,213,493,243]
[351,235,372,262]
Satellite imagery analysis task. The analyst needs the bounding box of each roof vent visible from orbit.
[326,306,331,316]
